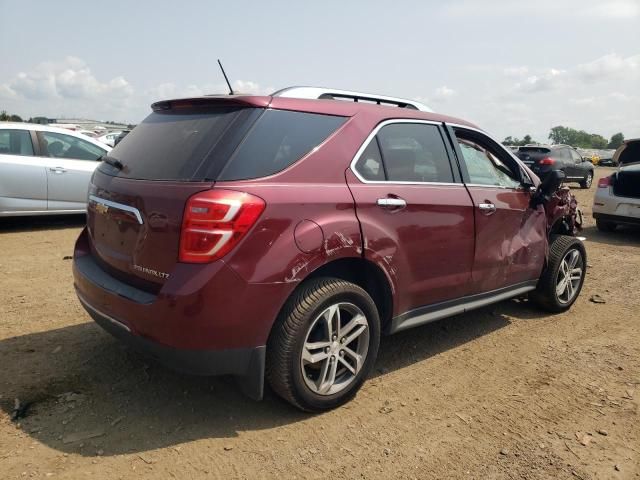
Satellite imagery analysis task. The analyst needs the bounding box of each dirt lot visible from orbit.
[0,167,638,479]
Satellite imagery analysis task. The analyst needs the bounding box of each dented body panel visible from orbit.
[465,186,547,292]
[546,187,582,236]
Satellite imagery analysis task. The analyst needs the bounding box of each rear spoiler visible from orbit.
[151,95,271,111]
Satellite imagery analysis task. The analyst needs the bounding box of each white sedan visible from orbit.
[0,123,111,216]
[96,131,122,147]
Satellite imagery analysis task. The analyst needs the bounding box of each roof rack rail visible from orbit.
[271,86,432,112]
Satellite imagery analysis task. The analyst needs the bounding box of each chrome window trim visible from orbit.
[465,183,521,190]
[446,122,534,186]
[349,119,461,187]
[89,195,143,225]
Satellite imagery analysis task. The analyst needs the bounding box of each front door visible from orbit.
[347,121,475,316]
[450,127,547,293]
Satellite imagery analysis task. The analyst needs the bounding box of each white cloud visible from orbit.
[515,68,566,93]
[433,86,456,101]
[1,57,133,101]
[576,53,640,82]
[145,79,272,102]
[503,66,529,77]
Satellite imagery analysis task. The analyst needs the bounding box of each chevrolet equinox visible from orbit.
[73,87,586,411]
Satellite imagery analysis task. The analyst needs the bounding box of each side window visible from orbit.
[570,149,582,163]
[39,131,106,161]
[456,135,521,188]
[354,139,385,181]
[0,129,35,156]
[558,148,571,162]
[377,123,453,183]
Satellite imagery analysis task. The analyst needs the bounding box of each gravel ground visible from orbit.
[0,167,638,479]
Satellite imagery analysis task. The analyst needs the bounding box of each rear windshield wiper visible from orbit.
[99,155,124,170]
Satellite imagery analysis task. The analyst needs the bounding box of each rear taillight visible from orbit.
[597,176,611,188]
[539,157,556,165]
[179,189,265,263]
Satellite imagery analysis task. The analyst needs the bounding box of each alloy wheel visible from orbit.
[300,302,370,396]
[585,173,593,188]
[556,248,583,304]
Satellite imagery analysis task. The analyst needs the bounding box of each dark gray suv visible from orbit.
[517,144,594,189]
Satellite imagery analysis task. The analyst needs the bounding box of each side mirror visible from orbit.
[530,170,566,207]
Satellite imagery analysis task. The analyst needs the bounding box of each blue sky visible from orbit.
[1,0,639,142]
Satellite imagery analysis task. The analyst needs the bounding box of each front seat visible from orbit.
[47,141,64,157]
[386,149,416,181]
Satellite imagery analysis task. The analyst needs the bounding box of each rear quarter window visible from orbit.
[217,110,346,181]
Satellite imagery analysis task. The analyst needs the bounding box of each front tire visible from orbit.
[531,235,587,313]
[580,172,593,189]
[266,278,381,412]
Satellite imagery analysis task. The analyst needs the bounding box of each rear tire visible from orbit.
[266,277,381,412]
[580,172,593,189]
[596,218,617,232]
[531,235,586,313]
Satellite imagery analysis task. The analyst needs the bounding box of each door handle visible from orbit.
[49,167,67,174]
[377,197,407,210]
[478,202,496,215]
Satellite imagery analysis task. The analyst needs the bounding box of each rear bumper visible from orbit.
[77,291,266,398]
[593,212,640,226]
[72,227,295,400]
[593,187,640,224]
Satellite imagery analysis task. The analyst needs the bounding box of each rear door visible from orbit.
[0,128,47,213]
[568,148,587,179]
[347,121,475,315]
[451,127,546,293]
[36,131,108,211]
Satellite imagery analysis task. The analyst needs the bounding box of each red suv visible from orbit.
[73,88,586,411]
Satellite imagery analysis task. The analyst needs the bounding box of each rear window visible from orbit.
[518,147,551,154]
[100,107,346,181]
[101,107,259,180]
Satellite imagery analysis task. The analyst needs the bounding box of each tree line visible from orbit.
[503,126,625,150]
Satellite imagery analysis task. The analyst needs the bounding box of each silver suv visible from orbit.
[593,138,640,231]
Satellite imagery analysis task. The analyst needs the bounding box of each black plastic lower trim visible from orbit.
[593,212,640,226]
[389,280,538,334]
[78,291,266,400]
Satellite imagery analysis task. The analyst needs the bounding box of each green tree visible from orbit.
[549,125,610,148]
[9,114,22,122]
[522,134,533,145]
[589,134,607,149]
[0,110,9,121]
[549,126,571,144]
[607,132,624,149]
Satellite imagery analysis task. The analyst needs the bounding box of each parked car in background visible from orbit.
[78,129,98,138]
[72,87,586,411]
[0,123,111,216]
[113,129,131,146]
[517,144,594,189]
[96,131,122,147]
[593,138,640,231]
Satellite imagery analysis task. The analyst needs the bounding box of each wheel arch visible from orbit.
[273,256,395,335]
